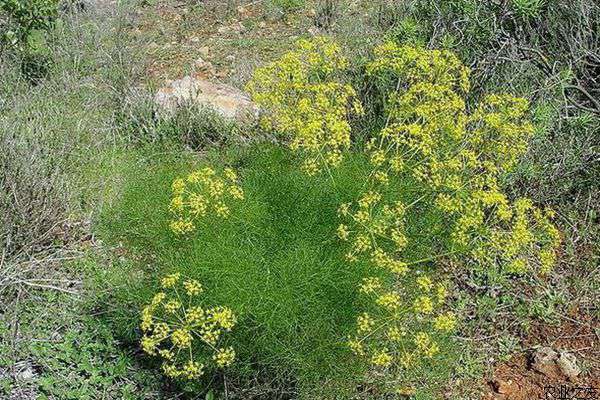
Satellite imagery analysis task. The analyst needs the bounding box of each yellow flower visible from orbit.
[151,292,166,306]
[434,312,457,332]
[387,259,408,275]
[223,167,237,181]
[348,339,365,355]
[164,299,181,314]
[213,347,236,367]
[172,178,185,195]
[182,360,204,379]
[414,295,434,314]
[153,322,170,340]
[183,279,203,296]
[210,306,237,331]
[185,306,205,324]
[414,332,439,358]
[162,363,181,378]
[387,326,405,341]
[399,352,414,369]
[229,185,244,200]
[357,312,375,333]
[416,276,433,291]
[170,219,194,235]
[376,292,401,311]
[158,349,174,361]
[359,277,382,294]
[337,203,351,217]
[214,201,230,218]
[161,273,181,288]
[370,150,386,167]
[169,196,184,212]
[507,258,528,274]
[141,307,153,332]
[371,349,393,367]
[247,37,360,175]
[169,166,244,235]
[375,171,389,184]
[171,328,192,348]
[141,274,236,381]
[337,224,350,241]
[141,336,158,355]
[436,284,448,304]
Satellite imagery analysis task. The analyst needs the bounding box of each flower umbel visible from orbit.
[140,274,237,380]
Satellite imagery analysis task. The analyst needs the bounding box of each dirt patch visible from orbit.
[485,313,599,399]
[130,0,312,88]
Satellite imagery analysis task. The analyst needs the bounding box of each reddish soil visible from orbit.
[485,313,599,400]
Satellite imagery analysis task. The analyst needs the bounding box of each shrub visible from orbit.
[103,38,560,397]
[118,98,241,149]
[1,0,59,82]
[100,146,378,397]
[0,0,58,50]
[0,132,70,259]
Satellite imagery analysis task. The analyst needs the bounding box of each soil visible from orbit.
[484,312,599,400]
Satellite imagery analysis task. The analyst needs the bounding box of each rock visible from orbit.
[199,46,210,57]
[531,347,560,377]
[557,352,581,380]
[154,75,259,123]
[16,367,35,380]
[308,26,321,36]
[193,57,214,76]
[258,21,267,29]
[217,26,229,34]
[530,347,581,381]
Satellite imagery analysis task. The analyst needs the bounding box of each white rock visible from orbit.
[194,57,214,74]
[154,75,259,124]
[17,367,35,380]
[532,346,559,377]
[199,46,210,57]
[557,352,581,380]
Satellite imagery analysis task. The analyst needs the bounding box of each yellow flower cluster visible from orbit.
[348,274,457,386]
[140,273,237,380]
[363,41,560,275]
[246,37,363,175]
[367,42,470,93]
[337,192,409,275]
[169,166,244,235]
[465,198,561,274]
